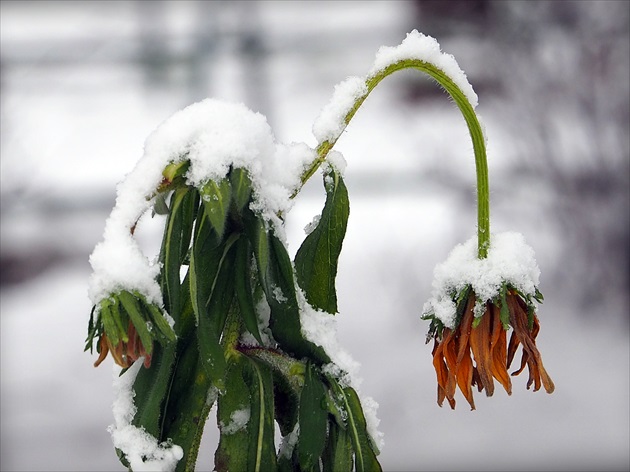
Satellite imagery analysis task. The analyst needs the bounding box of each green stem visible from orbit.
[298,59,490,258]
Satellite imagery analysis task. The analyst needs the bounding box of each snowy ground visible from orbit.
[1,2,628,471]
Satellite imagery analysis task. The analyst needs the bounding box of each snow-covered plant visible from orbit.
[85,30,554,471]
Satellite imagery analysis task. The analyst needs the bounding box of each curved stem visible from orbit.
[298,59,490,258]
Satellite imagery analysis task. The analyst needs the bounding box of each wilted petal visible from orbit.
[469,305,495,396]
[489,304,512,395]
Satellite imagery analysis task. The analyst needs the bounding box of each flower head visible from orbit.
[427,286,554,410]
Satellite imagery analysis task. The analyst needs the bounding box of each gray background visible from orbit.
[1,1,628,471]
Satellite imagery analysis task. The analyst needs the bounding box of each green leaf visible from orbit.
[230,167,253,213]
[215,356,251,472]
[295,167,349,314]
[118,291,153,356]
[244,209,330,364]
[322,421,354,472]
[159,335,214,472]
[327,379,381,472]
[244,358,277,472]
[297,363,328,471]
[200,178,232,239]
[235,237,263,345]
[159,187,198,320]
[131,342,178,440]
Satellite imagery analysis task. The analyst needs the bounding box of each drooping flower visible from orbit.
[428,287,554,410]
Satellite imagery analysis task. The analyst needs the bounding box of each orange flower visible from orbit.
[93,321,152,369]
[430,289,554,410]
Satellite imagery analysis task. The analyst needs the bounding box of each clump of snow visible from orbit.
[368,29,478,109]
[423,232,541,328]
[325,150,347,176]
[88,99,317,307]
[220,408,251,435]
[362,396,385,452]
[312,76,368,143]
[108,360,183,472]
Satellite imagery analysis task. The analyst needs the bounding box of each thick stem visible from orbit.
[298,59,490,258]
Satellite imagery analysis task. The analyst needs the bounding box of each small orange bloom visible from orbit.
[93,321,152,369]
[431,290,554,410]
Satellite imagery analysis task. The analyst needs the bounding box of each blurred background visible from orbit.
[1,1,628,471]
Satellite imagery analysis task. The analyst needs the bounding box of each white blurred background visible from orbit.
[1,1,628,471]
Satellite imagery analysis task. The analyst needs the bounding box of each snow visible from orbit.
[312,76,368,143]
[88,99,318,308]
[108,360,184,471]
[368,30,478,109]
[311,30,478,148]
[219,408,251,435]
[423,232,541,328]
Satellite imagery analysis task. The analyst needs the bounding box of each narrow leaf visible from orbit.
[297,363,328,471]
[215,357,251,472]
[235,237,263,344]
[244,358,277,472]
[322,421,353,472]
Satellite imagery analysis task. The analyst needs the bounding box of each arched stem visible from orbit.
[298,59,490,258]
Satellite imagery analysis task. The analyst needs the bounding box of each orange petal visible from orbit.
[93,337,109,367]
[489,304,512,395]
[469,304,495,396]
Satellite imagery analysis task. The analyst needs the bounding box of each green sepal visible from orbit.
[200,178,232,239]
[230,167,253,214]
[100,299,121,347]
[118,291,153,356]
[295,166,349,314]
[498,284,510,330]
[153,192,170,216]
[162,160,191,183]
[297,363,328,471]
[144,302,177,345]
[235,237,264,345]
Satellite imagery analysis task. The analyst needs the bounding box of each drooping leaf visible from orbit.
[295,167,349,314]
[200,178,232,239]
[159,187,198,321]
[327,378,381,472]
[244,358,277,472]
[244,209,329,364]
[160,335,215,472]
[297,363,328,471]
[322,421,354,472]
